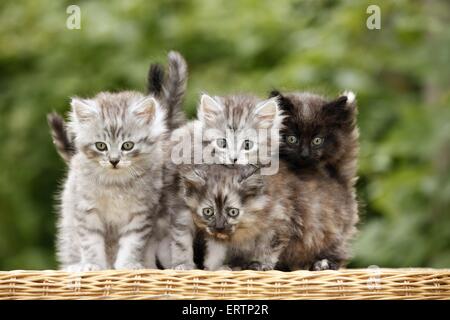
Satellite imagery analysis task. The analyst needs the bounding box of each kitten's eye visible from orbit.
[286,135,298,144]
[311,137,324,146]
[227,208,240,217]
[216,138,227,149]
[243,140,254,151]
[202,208,214,217]
[122,141,135,151]
[95,142,107,151]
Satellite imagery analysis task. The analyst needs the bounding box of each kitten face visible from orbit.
[69,91,167,180]
[197,94,283,165]
[271,91,357,171]
[179,165,265,240]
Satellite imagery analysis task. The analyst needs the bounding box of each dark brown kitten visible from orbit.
[179,163,358,271]
[269,90,359,187]
[274,165,359,271]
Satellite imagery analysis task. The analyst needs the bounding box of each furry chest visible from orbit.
[93,192,146,225]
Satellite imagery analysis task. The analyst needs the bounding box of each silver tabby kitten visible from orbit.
[48,52,188,271]
[166,95,284,270]
[170,94,283,166]
[48,51,188,163]
[58,91,167,271]
[197,94,283,165]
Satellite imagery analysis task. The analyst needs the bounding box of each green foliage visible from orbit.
[0,0,448,269]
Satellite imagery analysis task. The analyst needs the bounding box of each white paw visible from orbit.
[114,262,145,270]
[173,263,196,270]
[65,263,103,272]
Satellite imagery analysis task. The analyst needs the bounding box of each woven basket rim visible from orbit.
[1,268,449,300]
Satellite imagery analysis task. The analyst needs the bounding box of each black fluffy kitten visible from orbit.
[270,90,359,187]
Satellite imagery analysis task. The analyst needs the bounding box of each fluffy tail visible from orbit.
[147,51,188,130]
[147,63,165,98]
[47,112,75,163]
[165,51,188,129]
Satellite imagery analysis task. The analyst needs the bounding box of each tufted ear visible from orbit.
[342,90,356,105]
[71,98,98,123]
[180,164,208,189]
[268,90,281,98]
[197,94,223,126]
[237,165,260,183]
[131,96,158,124]
[269,90,295,116]
[326,95,348,109]
[323,91,357,125]
[237,165,264,197]
[253,98,281,129]
[326,91,357,110]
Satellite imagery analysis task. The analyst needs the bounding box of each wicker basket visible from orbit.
[1,268,449,300]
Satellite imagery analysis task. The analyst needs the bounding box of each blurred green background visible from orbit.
[0,0,449,270]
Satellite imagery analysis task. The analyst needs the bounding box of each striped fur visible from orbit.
[164,94,284,270]
[47,112,75,163]
[173,94,284,165]
[49,51,188,164]
[57,91,168,271]
[178,163,358,271]
[147,51,188,130]
[147,64,165,97]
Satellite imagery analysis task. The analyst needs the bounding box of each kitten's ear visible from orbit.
[327,95,348,108]
[323,91,357,124]
[269,90,294,115]
[238,165,264,193]
[192,164,208,182]
[326,91,357,110]
[253,98,281,129]
[132,96,158,124]
[342,90,356,106]
[198,94,223,125]
[71,98,98,122]
[180,165,207,188]
[268,90,281,98]
[237,165,260,183]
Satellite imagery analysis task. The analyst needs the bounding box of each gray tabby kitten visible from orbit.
[48,51,187,162]
[166,95,283,270]
[58,91,167,271]
[197,94,283,165]
[48,52,188,270]
[179,163,358,271]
